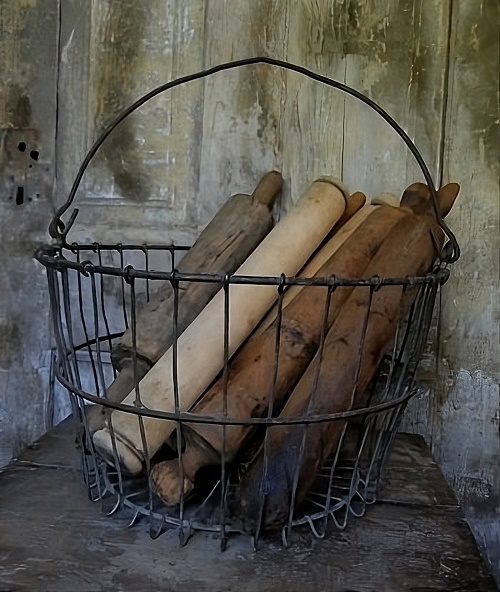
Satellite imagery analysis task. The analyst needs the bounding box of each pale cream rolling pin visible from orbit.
[93,178,348,475]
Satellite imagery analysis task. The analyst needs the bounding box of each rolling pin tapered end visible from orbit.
[252,171,283,208]
[151,460,195,506]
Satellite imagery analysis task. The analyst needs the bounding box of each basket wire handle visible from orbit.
[49,56,460,263]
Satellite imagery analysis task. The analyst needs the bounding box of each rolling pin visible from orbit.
[86,172,283,433]
[331,190,367,229]
[372,182,459,215]
[93,177,349,475]
[236,183,460,531]
[253,190,368,337]
[150,202,412,506]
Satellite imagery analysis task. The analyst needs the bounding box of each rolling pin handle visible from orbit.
[252,171,283,208]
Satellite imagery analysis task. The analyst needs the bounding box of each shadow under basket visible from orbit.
[34,58,459,550]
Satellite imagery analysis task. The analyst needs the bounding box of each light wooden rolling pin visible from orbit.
[93,178,348,475]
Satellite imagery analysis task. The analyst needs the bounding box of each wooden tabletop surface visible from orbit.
[0,419,496,592]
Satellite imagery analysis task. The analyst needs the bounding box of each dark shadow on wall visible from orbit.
[93,1,153,201]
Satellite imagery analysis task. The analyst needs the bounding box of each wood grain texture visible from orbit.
[237,211,445,530]
[150,205,407,506]
[280,1,346,210]
[85,173,281,435]
[433,0,500,580]
[0,421,495,592]
[341,0,452,196]
[111,172,280,369]
[0,0,496,581]
[198,1,288,221]
[0,0,58,466]
[56,0,92,199]
[64,0,207,245]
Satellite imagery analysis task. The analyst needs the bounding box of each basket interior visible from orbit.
[42,242,443,546]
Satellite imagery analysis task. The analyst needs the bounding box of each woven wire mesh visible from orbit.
[35,58,457,549]
[37,242,447,548]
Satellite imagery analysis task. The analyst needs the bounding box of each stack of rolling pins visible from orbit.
[91,171,459,532]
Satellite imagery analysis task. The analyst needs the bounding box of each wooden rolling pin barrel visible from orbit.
[93,178,349,475]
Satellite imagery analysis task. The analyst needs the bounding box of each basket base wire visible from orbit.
[77,388,414,548]
[41,241,445,548]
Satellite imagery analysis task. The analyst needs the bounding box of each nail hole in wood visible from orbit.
[16,186,24,206]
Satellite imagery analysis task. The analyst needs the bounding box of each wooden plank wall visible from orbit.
[0,0,59,465]
[436,0,499,568]
[1,0,498,579]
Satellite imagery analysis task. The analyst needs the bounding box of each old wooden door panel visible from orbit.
[436,0,500,580]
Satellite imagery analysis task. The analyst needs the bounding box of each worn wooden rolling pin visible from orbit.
[254,190,368,336]
[150,201,414,506]
[93,177,348,475]
[86,172,283,433]
[236,183,460,531]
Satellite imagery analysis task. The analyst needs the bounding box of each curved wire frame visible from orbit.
[37,58,457,548]
[47,56,459,263]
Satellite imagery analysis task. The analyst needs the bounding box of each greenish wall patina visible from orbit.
[0,0,498,579]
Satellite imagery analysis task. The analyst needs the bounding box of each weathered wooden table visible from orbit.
[0,419,496,592]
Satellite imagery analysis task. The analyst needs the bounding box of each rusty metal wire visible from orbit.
[35,59,457,549]
[37,241,447,548]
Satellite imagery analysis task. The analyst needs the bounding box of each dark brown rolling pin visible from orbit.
[150,202,412,506]
[235,183,460,532]
[313,180,461,465]
[86,172,283,433]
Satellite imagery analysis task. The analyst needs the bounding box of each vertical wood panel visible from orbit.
[281,1,346,209]
[0,0,59,465]
[435,0,499,579]
[342,0,451,197]
[198,1,287,220]
[65,0,207,245]
[56,0,91,200]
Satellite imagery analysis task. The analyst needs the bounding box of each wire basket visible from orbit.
[35,58,459,550]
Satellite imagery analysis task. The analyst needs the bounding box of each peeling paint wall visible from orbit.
[0,0,498,580]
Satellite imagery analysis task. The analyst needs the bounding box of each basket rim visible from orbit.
[35,244,450,287]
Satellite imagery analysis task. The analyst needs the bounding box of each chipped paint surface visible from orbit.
[0,0,58,466]
[0,0,498,580]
